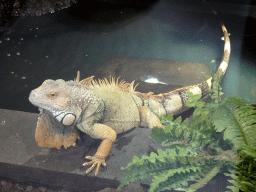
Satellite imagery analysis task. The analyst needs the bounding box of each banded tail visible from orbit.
[135,1,231,116]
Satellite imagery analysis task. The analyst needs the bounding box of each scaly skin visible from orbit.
[29,3,230,176]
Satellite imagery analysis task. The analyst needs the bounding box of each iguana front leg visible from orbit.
[83,123,117,176]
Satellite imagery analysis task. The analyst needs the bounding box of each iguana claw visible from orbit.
[83,155,106,176]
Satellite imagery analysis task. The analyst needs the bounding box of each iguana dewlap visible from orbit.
[29,19,230,177]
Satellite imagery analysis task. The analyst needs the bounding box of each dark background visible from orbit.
[0,0,256,113]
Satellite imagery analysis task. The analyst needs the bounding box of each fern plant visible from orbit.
[117,75,256,192]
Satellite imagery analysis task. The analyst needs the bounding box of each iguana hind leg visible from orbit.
[139,106,165,129]
[83,123,117,176]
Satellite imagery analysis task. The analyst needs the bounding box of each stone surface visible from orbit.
[0,108,166,191]
[95,56,211,94]
[0,104,231,192]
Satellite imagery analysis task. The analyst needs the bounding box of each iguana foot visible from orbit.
[158,124,165,129]
[83,155,106,176]
[139,106,166,129]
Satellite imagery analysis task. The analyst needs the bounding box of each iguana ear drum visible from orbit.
[62,113,76,125]
[55,112,76,125]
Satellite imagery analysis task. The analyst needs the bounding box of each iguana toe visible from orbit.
[159,124,165,129]
[83,155,106,176]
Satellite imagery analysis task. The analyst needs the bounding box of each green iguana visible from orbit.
[29,9,230,177]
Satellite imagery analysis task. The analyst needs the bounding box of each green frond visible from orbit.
[240,144,256,159]
[221,96,250,109]
[225,168,256,192]
[160,113,174,124]
[224,147,256,192]
[151,115,191,146]
[150,165,202,192]
[177,163,222,192]
[155,164,219,192]
[118,147,200,191]
[121,152,159,170]
[212,97,255,150]
[152,105,215,151]
[210,72,224,103]
[224,169,240,192]
[236,149,256,192]
[213,150,238,163]
[186,92,202,107]
[120,76,255,192]
[118,159,171,190]
[234,105,256,149]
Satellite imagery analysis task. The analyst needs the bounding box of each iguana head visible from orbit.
[29,79,83,126]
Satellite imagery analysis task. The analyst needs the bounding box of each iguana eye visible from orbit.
[49,91,58,97]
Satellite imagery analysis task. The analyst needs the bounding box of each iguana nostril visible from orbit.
[30,91,36,98]
[29,91,38,102]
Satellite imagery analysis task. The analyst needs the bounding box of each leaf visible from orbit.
[149,152,157,163]
[177,156,187,164]
[165,113,173,121]
[167,148,177,156]
[193,108,202,117]
[187,156,195,165]
[183,130,191,141]
[182,118,189,127]
[174,116,182,124]
[182,164,222,191]
[165,124,173,132]
[211,101,248,150]
[151,127,172,143]
[186,92,202,107]
[120,82,255,192]
[156,149,167,163]
[175,127,183,137]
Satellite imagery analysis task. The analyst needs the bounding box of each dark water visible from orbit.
[0,1,256,192]
[0,0,255,114]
